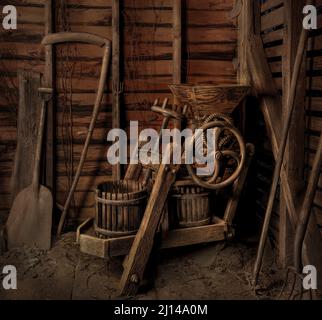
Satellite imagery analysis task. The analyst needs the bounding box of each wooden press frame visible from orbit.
[75,1,255,296]
[77,141,255,256]
[76,142,254,292]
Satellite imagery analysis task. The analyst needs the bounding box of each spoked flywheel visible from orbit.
[186,117,246,190]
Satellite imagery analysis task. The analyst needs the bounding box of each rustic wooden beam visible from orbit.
[11,71,42,202]
[295,132,322,273]
[173,0,182,87]
[237,0,252,135]
[237,0,251,86]
[77,218,227,259]
[246,1,322,290]
[172,0,182,131]
[112,0,121,180]
[279,0,306,269]
[44,0,55,200]
[223,144,255,226]
[119,147,179,296]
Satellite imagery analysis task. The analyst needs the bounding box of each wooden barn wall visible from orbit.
[257,0,322,240]
[256,0,285,243]
[0,0,237,223]
[0,0,47,224]
[306,0,322,230]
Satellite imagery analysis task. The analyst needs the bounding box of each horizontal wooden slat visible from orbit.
[261,0,283,13]
[0,0,239,223]
[261,6,284,32]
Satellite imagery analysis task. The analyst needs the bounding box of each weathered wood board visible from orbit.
[10,70,42,202]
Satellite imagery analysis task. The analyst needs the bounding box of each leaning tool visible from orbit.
[253,8,310,285]
[6,88,53,250]
[40,32,112,237]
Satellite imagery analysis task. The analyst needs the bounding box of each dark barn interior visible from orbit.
[0,0,322,300]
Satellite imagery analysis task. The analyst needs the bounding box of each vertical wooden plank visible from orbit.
[223,144,255,226]
[108,189,112,231]
[119,165,178,296]
[124,181,129,231]
[11,71,42,202]
[112,0,121,180]
[173,0,182,131]
[279,0,306,268]
[95,189,100,228]
[173,0,182,87]
[119,143,179,295]
[237,0,251,86]
[44,0,55,200]
[237,0,252,135]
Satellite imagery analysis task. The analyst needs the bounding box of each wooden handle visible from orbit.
[42,32,111,48]
[252,0,311,284]
[32,99,47,192]
[294,133,322,272]
[57,44,111,236]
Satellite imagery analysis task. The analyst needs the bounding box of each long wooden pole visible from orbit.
[112,0,121,180]
[237,0,251,86]
[44,33,112,236]
[294,133,322,273]
[57,47,110,236]
[44,0,55,205]
[246,1,322,291]
[173,0,182,131]
[173,0,182,87]
[279,0,306,269]
[253,1,311,284]
[237,0,252,136]
[119,105,188,296]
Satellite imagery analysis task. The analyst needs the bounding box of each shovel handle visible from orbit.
[32,88,53,192]
[42,32,111,48]
[32,98,48,192]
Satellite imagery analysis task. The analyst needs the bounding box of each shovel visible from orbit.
[6,88,53,250]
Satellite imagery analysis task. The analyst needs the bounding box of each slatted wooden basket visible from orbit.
[169,84,250,115]
[169,183,211,228]
[94,180,147,238]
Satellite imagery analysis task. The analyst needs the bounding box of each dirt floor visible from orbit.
[0,232,286,300]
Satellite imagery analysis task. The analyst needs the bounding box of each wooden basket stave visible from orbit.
[94,180,147,238]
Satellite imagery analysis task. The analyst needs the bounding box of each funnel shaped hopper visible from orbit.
[170,84,250,115]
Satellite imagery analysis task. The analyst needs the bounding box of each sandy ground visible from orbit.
[0,233,284,300]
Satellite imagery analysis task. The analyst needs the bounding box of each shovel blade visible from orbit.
[6,185,53,250]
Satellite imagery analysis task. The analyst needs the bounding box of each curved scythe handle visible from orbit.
[42,32,111,48]
[46,32,112,236]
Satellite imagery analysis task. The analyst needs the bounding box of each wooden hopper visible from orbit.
[169,84,250,116]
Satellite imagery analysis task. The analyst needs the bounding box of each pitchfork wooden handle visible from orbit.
[42,32,111,48]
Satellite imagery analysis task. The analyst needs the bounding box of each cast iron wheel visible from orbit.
[186,120,246,190]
